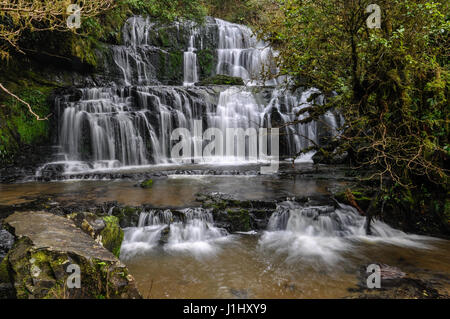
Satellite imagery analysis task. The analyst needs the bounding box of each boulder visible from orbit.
[140,179,154,189]
[67,213,124,258]
[197,192,276,232]
[1,211,141,299]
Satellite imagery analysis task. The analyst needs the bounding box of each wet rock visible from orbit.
[158,227,170,245]
[112,206,142,228]
[0,229,14,262]
[67,213,124,258]
[2,211,141,299]
[140,179,154,188]
[197,192,277,232]
[229,288,250,299]
[195,74,245,86]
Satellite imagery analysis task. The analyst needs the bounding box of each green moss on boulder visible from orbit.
[226,209,251,232]
[140,179,154,189]
[100,216,124,258]
[3,211,141,299]
[195,74,245,86]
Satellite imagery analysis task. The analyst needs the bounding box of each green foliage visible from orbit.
[203,0,273,25]
[0,83,53,165]
[259,0,449,187]
[257,0,449,231]
[197,49,215,77]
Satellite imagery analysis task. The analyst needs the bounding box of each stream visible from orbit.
[1,16,448,299]
[1,164,449,298]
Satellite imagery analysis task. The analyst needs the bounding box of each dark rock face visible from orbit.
[197,192,277,232]
[0,145,56,183]
[1,211,141,299]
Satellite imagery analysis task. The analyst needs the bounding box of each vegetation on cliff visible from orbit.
[0,0,209,166]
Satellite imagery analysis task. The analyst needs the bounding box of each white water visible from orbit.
[183,24,199,86]
[121,208,230,260]
[259,202,436,265]
[215,18,282,86]
[39,17,341,177]
[120,201,438,265]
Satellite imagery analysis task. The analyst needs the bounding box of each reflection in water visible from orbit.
[0,174,335,207]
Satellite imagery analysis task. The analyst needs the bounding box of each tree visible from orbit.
[257,0,449,190]
[0,0,115,59]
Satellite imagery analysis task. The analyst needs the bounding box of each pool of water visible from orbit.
[124,233,450,298]
[1,164,448,299]
[0,173,340,207]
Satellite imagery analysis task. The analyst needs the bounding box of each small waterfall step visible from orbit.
[121,208,230,259]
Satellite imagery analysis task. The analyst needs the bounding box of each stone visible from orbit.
[2,211,141,299]
[140,179,154,188]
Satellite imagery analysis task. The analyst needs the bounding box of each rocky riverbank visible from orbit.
[0,211,141,299]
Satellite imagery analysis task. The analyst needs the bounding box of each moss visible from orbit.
[0,83,54,165]
[196,74,245,86]
[100,216,124,258]
[335,188,374,212]
[4,235,140,299]
[226,209,251,232]
[158,29,171,47]
[157,50,184,84]
[0,256,11,283]
[140,179,154,188]
[197,49,215,78]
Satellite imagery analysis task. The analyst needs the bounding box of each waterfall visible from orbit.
[259,201,433,265]
[39,16,342,177]
[121,208,230,260]
[183,25,199,86]
[215,18,281,85]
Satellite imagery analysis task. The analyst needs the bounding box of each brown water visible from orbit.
[0,175,336,207]
[125,234,450,299]
[1,166,449,299]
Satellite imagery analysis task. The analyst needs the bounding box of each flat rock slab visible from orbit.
[2,211,141,299]
[5,211,118,264]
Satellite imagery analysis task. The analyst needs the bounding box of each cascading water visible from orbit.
[259,201,434,265]
[183,24,199,86]
[215,18,282,86]
[121,208,230,260]
[38,16,341,177]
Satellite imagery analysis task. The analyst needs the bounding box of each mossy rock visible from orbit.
[225,209,251,232]
[195,74,245,86]
[0,256,10,283]
[112,206,141,228]
[140,179,154,189]
[100,216,124,258]
[335,188,374,212]
[67,212,125,258]
[3,211,141,299]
